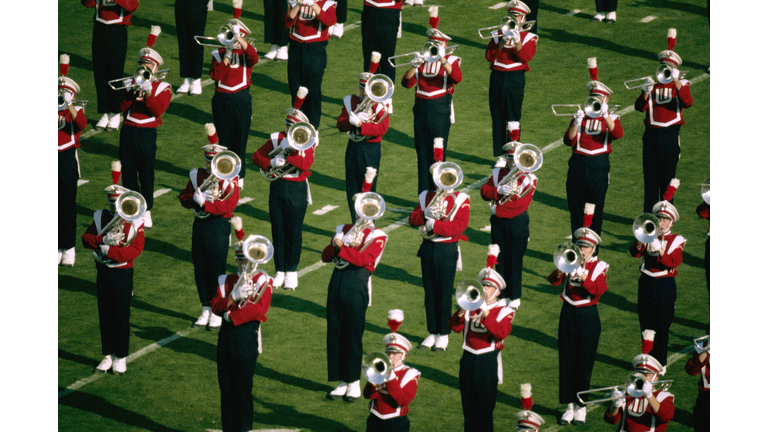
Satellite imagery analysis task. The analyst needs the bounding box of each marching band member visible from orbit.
[564,58,623,254]
[321,187,388,402]
[82,165,145,375]
[630,179,685,372]
[486,1,537,164]
[252,88,316,291]
[635,29,693,213]
[361,0,403,83]
[548,205,609,426]
[81,0,138,132]
[337,53,390,222]
[447,250,515,432]
[59,54,88,267]
[179,126,240,330]
[263,0,290,61]
[209,9,259,188]
[284,0,338,129]
[592,0,618,23]
[604,335,675,431]
[685,336,710,432]
[363,310,421,432]
[174,0,211,95]
[696,193,710,295]
[118,27,172,229]
[402,6,462,194]
[480,131,537,305]
[514,383,546,431]
[410,146,469,351]
[210,226,274,432]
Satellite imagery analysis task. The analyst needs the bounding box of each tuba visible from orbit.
[496,143,542,205]
[194,23,258,48]
[195,151,242,219]
[233,235,275,308]
[108,65,170,91]
[420,162,463,239]
[261,121,317,181]
[701,178,710,205]
[348,75,395,142]
[455,280,487,311]
[96,191,147,263]
[362,352,393,385]
[388,41,458,68]
[333,192,386,269]
[632,213,661,243]
[553,242,583,274]
[576,372,673,405]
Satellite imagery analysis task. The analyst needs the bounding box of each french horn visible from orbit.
[261,121,317,181]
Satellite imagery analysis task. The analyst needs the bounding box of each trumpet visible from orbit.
[701,178,710,205]
[576,371,673,405]
[233,235,274,308]
[362,352,393,385]
[553,242,583,274]
[58,89,88,109]
[477,15,536,39]
[693,335,710,353]
[333,192,386,269]
[98,191,147,249]
[195,151,242,218]
[420,162,463,239]
[348,75,395,142]
[624,64,689,90]
[194,23,257,48]
[388,41,458,68]
[261,121,317,181]
[455,279,487,311]
[496,143,542,205]
[632,213,661,244]
[108,65,170,91]
[551,96,620,117]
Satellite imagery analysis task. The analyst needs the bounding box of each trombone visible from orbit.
[260,121,317,181]
[388,41,458,68]
[455,279,486,311]
[553,242,583,274]
[576,371,673,405]
[693,335,710,353]
[108,65,170,91]
[58,89,88,109]
[348,74,395,142]
[194,23,257,48]
[333,192,386,269]
[420,162,463,239]
[477,15,535,39]
[97,191,147,250]
[496,143,542,204]
[551,96,619,117]
[624,64,689,90]
[233,235,275,308]
[195,151,242,218]
[362,352,393,385]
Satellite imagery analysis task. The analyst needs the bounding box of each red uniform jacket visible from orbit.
[82,209,145,269]
[58,107,87,152]
[321,223,388,274]
[252,131,315,182]
[548,257,609,307]
[634,80,693,128]
[120,81,172,128]
[82,0,138,26]
[209,44,259,93]
[409,190,469,243]
[178,168,240,218]
[401,56,462,99]
[210,273,273,327]
[685,352,710,392]
[563,115,624,156]
[480,167,536,219]
[485,30,537,72]
[284,1,337,43]
[448,302,515,355]
[337,95,389,143]
[364,364,420,419]
[604,390,675,432]
[630,231,685,278]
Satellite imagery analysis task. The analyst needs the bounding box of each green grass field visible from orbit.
[57,1,710,430]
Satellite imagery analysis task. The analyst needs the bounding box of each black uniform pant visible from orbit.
[490,212,529,301]
[489,69,525,157]
[418,240,458,335]
[92,22,127,114]
[704,237,710,294]
[524,0,539,34]
[192,216,231,305]
[263,0,289,46]
[119,125,157,210]
[566,153,609,254]
[693,390,710,432]
[175,0,209,80]
[637,274,677,367]
[558,303,601,405]
[366,414,410,432]
[96,265,133,358]
[413,95,452,194]
[217,319,260,432]
[460,350,499,432]
[595,0,619,12]
[269,179,308,272]
[361,6,400,83]
[212,90,252,178]
[327,266,370,383]
[345,139,381,222]
[288,40,328,130]
[59,148,79,250]
[336,0,347,22]
[642,124,681,213]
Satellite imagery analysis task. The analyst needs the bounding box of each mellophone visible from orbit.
[194,151,242,219]
[331,192,386,269]
[231,235,274,308]
[260,121,317,181]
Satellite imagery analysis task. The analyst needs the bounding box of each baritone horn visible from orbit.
[194,23,257,48]
[553,242,583,274]
[332,192,386,269]
[497,143,542,204]
[194,151,241,218]
[98,191,147,247]
[235,235,275,308]
[388,41,458,68]
[362,352,393,385]
[455,280,487,311]
[632,213,660,243]
[576,372,673,405]
[701,178,710,205]
[420,162,463,239]
[348,74,395,142]
[108,65,170,91]
[261,121,317,181]
[477,15,535,39]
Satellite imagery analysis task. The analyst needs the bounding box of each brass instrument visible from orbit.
[58,89,88,109]
[362,352,393,385]
[333,192,386,269]
[260,121,317,181]
[576,371,674,405]
[97,191,147,253]
[108,65,170,91]
[701,178,710,205]
[455,279,487,311]
[551,96,619,117]
[553,242,583,274]
[233,235,274,308]
[194,23,258,48]
[632,213,661,244]
[195,151,242,219]
[388,41,458,68]
[477,15,535,39]
[420,162,463,239]
[624,64,689,90]
[348,74,395,142]
[693,335,710,353]
[496,143,542,205]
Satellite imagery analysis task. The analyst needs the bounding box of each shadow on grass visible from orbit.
[59,348,100,369]
[58,390,187,432]
[633,0,708,18]
[251,393,357,432]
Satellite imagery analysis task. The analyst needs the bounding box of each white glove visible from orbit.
[357,112,370,123]
[270,155,286,167]
[103,230,123,246]
[231,24,241,37]
[342,231,357,246]
[288,0,299,7]
[437,45,446,58]
[193,189,206,207]
[63,91,73,105]
[574,266,585,278]
[611,388,624,408]
[671,68,680,80]
[642,380,654,399]
[303,0,315,5]
[479,300,490,312]
[231,283,248,302]
[99,244,110,257]
[648,239,662,253]
[601,102,609,118]
[124,78,134,89]
[425,217,436,232]
[642,78,654,94]
[497,183,515,196]
[203,189,216,203]
[573,108,585,123]
[140,81,153,95]
[349,114,362,127]
[224,44,234,59]
[510,30,521,44]
[411,54,424,69]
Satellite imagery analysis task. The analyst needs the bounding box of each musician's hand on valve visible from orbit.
[497,183,515,196]
[288,0,299,7]
[99,244,110,256]
[193,189,206,207]
[573,108,585,123]
[437,45,446,58]
[104,230,123,246]
[270,155,286,167]
[510,30,521,44]
[611,388,624,408]
[648,239,662,254]
[333,237,343,248]
[342,231,356,246]
[349,113,362,127]
[303,0,315,5]
[357,112,370,123]
[642,380,654,399]
[140,81,153,95]
[203,189,216,203]
[425,217,436,233]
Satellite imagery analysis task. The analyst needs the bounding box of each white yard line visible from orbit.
[640,16,658,23]
[566,10,581,16]
[312,204,338,215]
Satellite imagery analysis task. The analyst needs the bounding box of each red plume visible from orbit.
[521,383,533,410]
[111,161,121,185]
[487,244,500,268]
[507,121,520,142]
[642,330,655,354]
[147,26,161,48]
[662,178,680,202]
[233,0,243,19]
[59,54,70,77]
[667,28,677,51]
[587,57,598,81]
[583,203,595,229]
[433,138,444,162]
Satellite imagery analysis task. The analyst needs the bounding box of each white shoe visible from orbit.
[344,380,361,401]
[143,210,152,229]
[176,77,191,94]
[284,271,298,291]
[189,78,202,95]
[413,0,423,5]
[276,46,288,62]
[573,406,586,425]
[331,23,344,39]
[208,312,222,330]
[433,334,449,351]
[327,381,348,400]
[112,357,127,375]
[264,44,279,60]
[591,13,606,21]
[58,250,63,265]
[194,306,211,328]
[237,178,244,189]
[418,334,437,349]
[494,156,507,168]
[558,403,574,425]
[606,11,617,22]
[273,271,286,288]
[106,113,121,131]
[95,113,109,131]
[94,355,114,373]
[404,0,413,5]
[388,100,393,115]
[61,247,76,267]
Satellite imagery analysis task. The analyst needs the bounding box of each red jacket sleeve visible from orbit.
[253,139,275,171]
[485,40,503,63]
[655,396,675,424]
[580,266,608,297]
[210,275,273,326]
[447,60,462,85]
[401,71,416,89]
[81,0,96,7]
[548,269,565,286]
[103,222,145,263]
[244,44,259,68]
[610,117,624,139]
[479,309,514,341]
[363,381,380,400]
[697,202,710,219]
[336,231,387,269]
[144,83,172,117]
[634,92,649,113]
[316,2,337,27]
[685,353,708,376]
[81,221,104,250]
[409,204,426,227]
[447,310,465,333]
[629,241,646,257]
[432,197,470,238]
[515,36,537,63]
[201,180,240,216]
[604,408,622,425]
[179,179,203,211]
[285,146,315,172]
[385,372,418,406]
[563,119,577,147]
[115,0,139,12]
[337,103,354,132]
[480,177,499,201]
[321,243,339,263]
[677,83,693,108]
[359,111,389,138]
[655,240,684,269]
[209,51,229,82]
